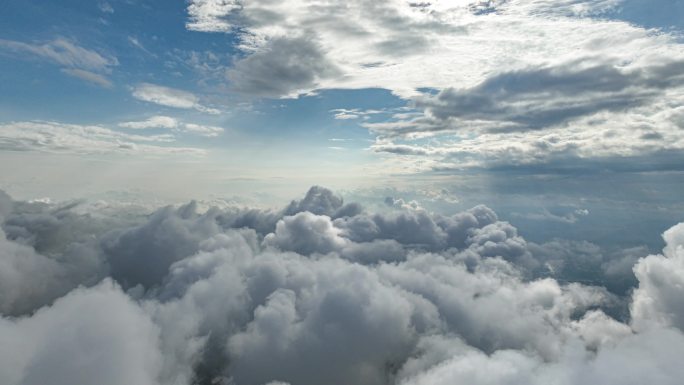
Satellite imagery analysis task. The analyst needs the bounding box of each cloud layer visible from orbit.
[1,186,683,385]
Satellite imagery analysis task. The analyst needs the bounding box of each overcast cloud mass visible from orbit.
[1,0,684,384]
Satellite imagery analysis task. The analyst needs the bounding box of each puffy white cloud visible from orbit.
[0,280,163,385]
[263,212,348,255]
[2,186,684,385]
[631,223,684,332]
[186,0,684,97]
[396,327,684,385]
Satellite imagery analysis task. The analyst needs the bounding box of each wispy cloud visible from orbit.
[119,116,179,129]
[0,121,205,155]
[131,83,221,114]
[0,38,117,87]
[61,68,112,88]
[119,116,225,137]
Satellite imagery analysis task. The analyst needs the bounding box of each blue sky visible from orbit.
[1,0,684,248]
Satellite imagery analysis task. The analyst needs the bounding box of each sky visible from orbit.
[1,0,684,250]
[1,2,684,384]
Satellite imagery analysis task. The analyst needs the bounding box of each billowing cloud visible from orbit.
[631,223,684,332]
[182,123,224,137]
[2,186,684,385]
[0,280,163,385]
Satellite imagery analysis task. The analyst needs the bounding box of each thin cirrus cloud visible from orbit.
[0,38,117,87]
[118,116,179,130]
[0,121,205,155]
[60,68,112,88]
[131,83,221,114]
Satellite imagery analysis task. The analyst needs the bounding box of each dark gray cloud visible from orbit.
[410,61,684,134]
[2,186,684,385]
[227,36,340,97]
[102,201,223,288]
[364,58,684,173]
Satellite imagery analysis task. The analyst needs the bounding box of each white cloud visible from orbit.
[185,0,684,170]
[0,121,205,155]
[132,83,221,114]
[119,117,224,137]
[182,123,224,137]
[119,116,179,129]
[3,186,684,384]
[631,223,684,332]
[185,0,684,97]
[186,0,240,33]
[0,281,163,385]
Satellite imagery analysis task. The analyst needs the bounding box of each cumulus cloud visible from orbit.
[263,212,348,255]
[132,83,221,114]
[2,186,684,385]
[631,223,684,332]
[0,280,163,385]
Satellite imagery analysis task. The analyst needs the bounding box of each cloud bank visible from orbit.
[1,186,683,384]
